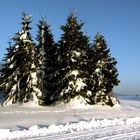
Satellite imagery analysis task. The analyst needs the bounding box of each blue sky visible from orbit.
[0,0,140,95]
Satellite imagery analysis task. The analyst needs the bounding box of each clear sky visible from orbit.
[0,0,140,95]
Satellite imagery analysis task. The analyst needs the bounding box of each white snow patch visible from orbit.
[71,58,76,62]
[30,72,38,85]
[31,92,40,104]
[33,87,42,96]
[29,125,40,131]
[58,95,93,109]
[30,87,42,105]
[11,84,17,92]
[72,51,81,57]
[67,95,93,109]
[7,56,14,63]
[15,45,19,49]
[75,78,86,92]
[87,91,92,96]
[20,31,27,40]
[64,86,71,94]
[68,70,79,79]
[71,51,81,62]
[9,63,14,69]
[70,70,79,77]
[95,68,100,73]
[0,129,11,138]
[19,30,31,43]
[31,63,36,69]
[68,78,86,92]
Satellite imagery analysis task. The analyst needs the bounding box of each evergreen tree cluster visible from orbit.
[0,13,120,106]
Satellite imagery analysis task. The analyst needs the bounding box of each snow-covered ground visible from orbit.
[0,95,140,140]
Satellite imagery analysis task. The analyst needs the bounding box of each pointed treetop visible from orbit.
[40,16,46,23]
[38,17,48,29]
[69,9,77,16]
[11,12,33,43]
[61,12,84,32]
[95,32,103,39]
[36,17,54,46]
[94,32,107,49]
[22,12,32,22]
[21,12,32,31]
[69,12,76,19]
[67,12,83,25]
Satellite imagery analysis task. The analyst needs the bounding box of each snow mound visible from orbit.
[56,95,121,109]
[112,103,121,108]
[58,95,93,109]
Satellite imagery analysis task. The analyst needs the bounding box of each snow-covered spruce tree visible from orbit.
[0,41,17,97]
[56,13,90,104]
[1,13,43,106]
[36,18,58,104]
[88,32,120,106]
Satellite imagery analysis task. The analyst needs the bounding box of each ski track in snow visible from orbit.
[25,125,140,140]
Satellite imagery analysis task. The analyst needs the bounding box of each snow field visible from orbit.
[0,97,140,139]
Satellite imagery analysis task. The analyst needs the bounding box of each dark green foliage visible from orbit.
[0,12,120,107]
[36,18,57,104]
[1,13,43,105]
[87,33,120,105]
[55,13,90,103]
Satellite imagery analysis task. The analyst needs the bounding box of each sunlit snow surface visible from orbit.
[0,95,140,139]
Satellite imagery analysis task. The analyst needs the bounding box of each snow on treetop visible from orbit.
[24,15,31,20]
[22,13,32,21]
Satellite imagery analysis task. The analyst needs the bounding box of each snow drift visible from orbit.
[0,117,140,140]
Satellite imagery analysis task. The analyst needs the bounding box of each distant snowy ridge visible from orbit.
[0,117,140,140]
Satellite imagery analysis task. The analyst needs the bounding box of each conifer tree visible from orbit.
[0,41,18,99]
[88,33,119,106]
[1,13,43,105]
[36,18,57,104]
[56,13,90,103]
